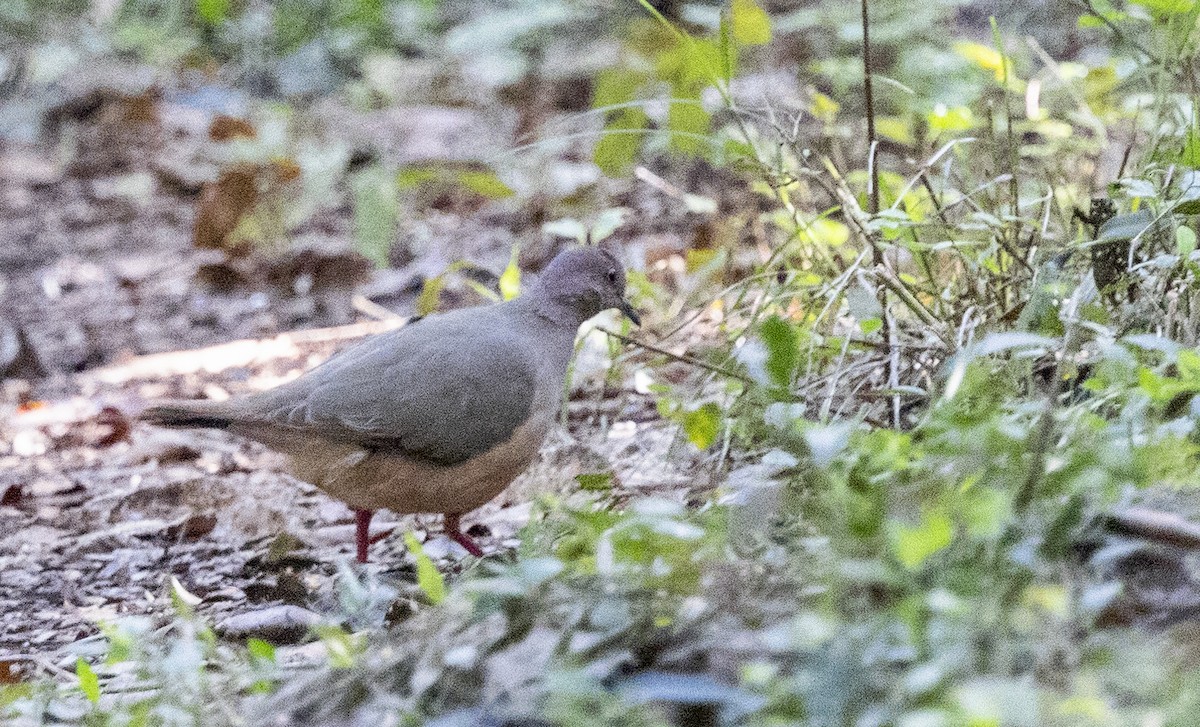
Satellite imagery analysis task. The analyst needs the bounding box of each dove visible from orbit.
[142,247,639,562]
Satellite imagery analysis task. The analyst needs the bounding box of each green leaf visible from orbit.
[593,68,644,109]
[1130,0,1195,13]
[667,99,710,155]
[396,166,439,190]
[247,638,277,663]
[195,0,230,25]
[680,38,724,87]
[352,166,399,268]
[543,218,588,243]
[76,658,100,703]
[457,170,515,199]
[169,576,201,616]
[313,625,363,669]
[1178,348,1200,381]
[595,108,647,177]
[592,207,631,243]
[731,0,772,45]
[718,15,737,83]
[404,532,446,605]
[927,105,975,134]
[760,315,798,388]
[1178,225,1197,258]
[499,247,521,301]
[1097,210,1162,243]
[416,274,445,316]
[682,403,723,450]
[1182,130,1200,167]
[891,511,953,569]
[1083,64,1118,114]
[575,473,614,492]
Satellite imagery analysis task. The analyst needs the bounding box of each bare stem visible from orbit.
[861,0,880,219]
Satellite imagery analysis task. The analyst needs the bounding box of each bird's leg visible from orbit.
[355,509,374,563]
[368,527,395,545]
[443,513,483,557]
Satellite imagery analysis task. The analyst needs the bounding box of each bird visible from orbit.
[141,247,640,562]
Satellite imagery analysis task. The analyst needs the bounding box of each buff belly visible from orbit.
[233,409,554,515]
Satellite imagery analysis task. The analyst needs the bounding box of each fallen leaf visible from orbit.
[166,513,218,541]
[0,660,22,684]
[209,114,257,141]
[193,168,258,254]
[94,406,132,447]
[0,484,22,506]
[217,605,321,644]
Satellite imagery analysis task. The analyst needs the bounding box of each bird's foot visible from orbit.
[368,528,394,545]
[444,513,484,557]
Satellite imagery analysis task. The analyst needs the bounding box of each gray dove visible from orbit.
[142,247,639,561]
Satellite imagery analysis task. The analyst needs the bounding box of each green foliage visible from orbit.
[351,165,400,268]
[681,402,723,449]
[760,315,799,388]
[194,0,229,26]
[11,349,1200,723]
[405,532,447,605]
[730,0,772,45]
[498,246,521,301]
[590,0,774,175]
[73,659,99,704]
[575,472,613,492]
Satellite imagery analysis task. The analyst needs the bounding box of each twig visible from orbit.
[1106,507,1200,550]
[1070,0,1155,60]
[1014,396,1056,513]
[352,295,404,321]
[596,326,755,386]
[886,305,901,427]
[861,0,880,218]
[871,265,952,345]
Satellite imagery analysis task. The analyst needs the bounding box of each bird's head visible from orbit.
[537,247,641,326]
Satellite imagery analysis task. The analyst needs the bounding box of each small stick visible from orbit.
[596,326,755,386]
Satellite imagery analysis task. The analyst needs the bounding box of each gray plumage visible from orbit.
[142,247,638,541]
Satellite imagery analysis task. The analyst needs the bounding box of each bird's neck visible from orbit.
[517,285,588,331]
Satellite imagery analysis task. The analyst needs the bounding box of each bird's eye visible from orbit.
[606,269,617,283]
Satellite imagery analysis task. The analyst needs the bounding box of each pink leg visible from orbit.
[355,509,373,563]
[444,513,483,557]
[368,526,395,545]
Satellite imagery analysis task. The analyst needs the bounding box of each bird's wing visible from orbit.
[249,313,539,466]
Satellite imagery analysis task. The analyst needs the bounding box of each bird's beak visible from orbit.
[618,299,642,326]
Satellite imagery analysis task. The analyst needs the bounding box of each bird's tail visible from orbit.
[140,400,234,429]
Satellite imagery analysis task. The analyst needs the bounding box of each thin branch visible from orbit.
[596,326,756,386]
[861,0,880,218]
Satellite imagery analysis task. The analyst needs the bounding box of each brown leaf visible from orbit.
[95,406,132,447]
[270,157,302,183]
[193,168,258,254]
[209,114,257,142]
[0,483,22,507]
[166,513,218,541]
[121,91,159,126]
[16,400,46,414]
[0,660,23,684]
